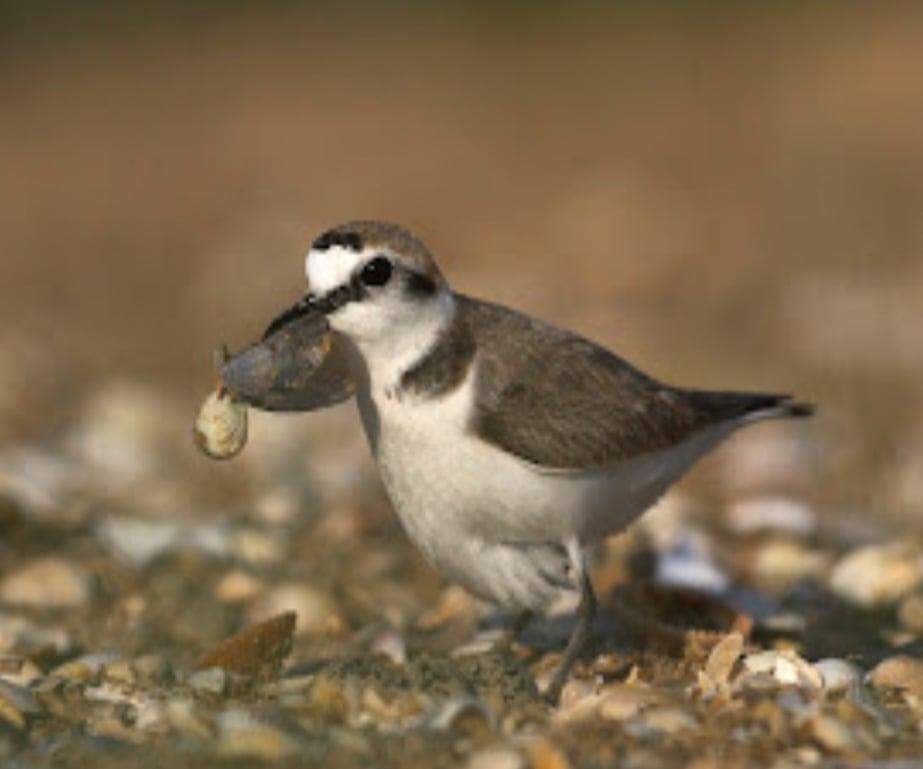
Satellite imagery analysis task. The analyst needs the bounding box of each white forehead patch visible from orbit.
[305,245,367,295]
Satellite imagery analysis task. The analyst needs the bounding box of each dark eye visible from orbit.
[360,256,393,287]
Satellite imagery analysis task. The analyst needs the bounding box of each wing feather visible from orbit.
[460,295,807,471]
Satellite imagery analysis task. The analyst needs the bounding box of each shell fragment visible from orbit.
[194,297,355,460]
[194,389,249,460]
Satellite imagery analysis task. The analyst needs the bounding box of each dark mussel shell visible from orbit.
[219,305,355,412]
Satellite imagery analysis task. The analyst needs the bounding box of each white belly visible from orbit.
[353,370,731,610]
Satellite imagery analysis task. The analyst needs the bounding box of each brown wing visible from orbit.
[461,295,806,471]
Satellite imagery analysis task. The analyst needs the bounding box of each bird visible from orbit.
[233,220,813,703]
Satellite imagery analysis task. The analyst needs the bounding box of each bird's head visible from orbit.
[263,221,452,367]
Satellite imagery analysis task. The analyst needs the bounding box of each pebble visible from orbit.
[50,652,119,683]
[792,745,822,765]
[466,746,526,769]
[248,583,340,638]
[655,527,730,594]
[103,659,135,685]
[86,715,145,744]
[828,543,922,607]
[0,680,41,730]
[186,523,232,559]
[897,591,923,632]
[742,650,822,689]
[0,656,43,687]
[640,706,698,734]
[260,674,316,697]
[133,653,173,684]
[759,611,807,635]
[597,684,663,722]
[775,689,816,723]
[726,496,816,537]
[527,737,573,769]
[369,626,407,666]
[98,517,181,568]
[0,449,83,521]
[84,681,137,707]
[215,570,265,603]
[0,691,25,730]
[231,528,285,566]
[809,714,859,752]
[188,667,229,696]
[868,656,923,696]
[813,659,861,694]
[453,630,505,658]
[165,698,214,741]
[99,517,236,567]
[216,708,299,761]
[553,690,607,724]
[751,540,830,590]
[65,381,174,488]
[306,672,351,723]
[417,585,479,630]
[47,660,94,684]
[557,678,597,711]
[0,613,74,656]
[358,685,425,728]
[131,695,168,734]
[0,557,92,609]
[252,488,302,527]
[428,697,494,733]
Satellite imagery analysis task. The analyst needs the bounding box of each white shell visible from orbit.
[194,390,248,459]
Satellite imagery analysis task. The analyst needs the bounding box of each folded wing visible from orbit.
[462,295,811,472]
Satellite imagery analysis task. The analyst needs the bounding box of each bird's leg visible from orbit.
[495,610,534,654]
[503,609,534,649]
[543,563,597,705]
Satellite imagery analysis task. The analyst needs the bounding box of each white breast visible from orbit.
[355,357,729,599]
[350,322,749,611]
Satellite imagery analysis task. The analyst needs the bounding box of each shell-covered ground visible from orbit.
[3,3,923,767]
[3,395,923,768]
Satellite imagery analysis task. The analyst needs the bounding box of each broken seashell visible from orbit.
[194,387,249,460]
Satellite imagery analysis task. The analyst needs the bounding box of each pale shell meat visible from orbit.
[194,389,249,460]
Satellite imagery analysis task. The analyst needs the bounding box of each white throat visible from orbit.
[305,242,455,394]
[352,290,456,396]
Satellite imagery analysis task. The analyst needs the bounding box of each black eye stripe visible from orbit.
[405,270,437,297]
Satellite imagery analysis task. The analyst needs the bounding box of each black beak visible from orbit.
[262,294,317,340]
[261,284,359,341]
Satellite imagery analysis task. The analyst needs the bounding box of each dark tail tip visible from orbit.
[782,399,816,418]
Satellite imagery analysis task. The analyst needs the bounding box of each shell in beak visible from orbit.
[217,298,355,413]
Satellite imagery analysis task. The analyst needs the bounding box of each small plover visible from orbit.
[237,221,813,702]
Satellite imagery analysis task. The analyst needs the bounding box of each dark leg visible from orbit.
[497,610,534,652]
[510,609,534,640]
[543,570,597,705]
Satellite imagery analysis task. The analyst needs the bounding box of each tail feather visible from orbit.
[685,389,816,426]
[780,399,816,418]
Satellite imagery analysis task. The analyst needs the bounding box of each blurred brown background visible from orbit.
[2,1,922,526]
